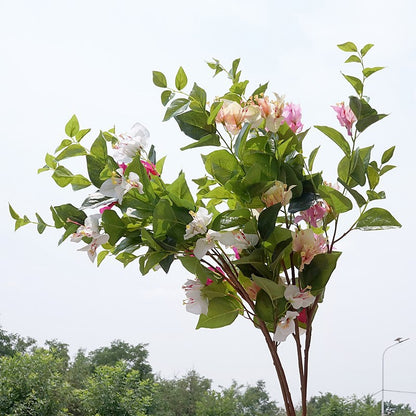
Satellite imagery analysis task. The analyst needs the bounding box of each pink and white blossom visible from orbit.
[78,233,110,262]
[182,279,209,315]
[292,229,327,271]
[215,100,245,135]
[331,102,357,136]
[184,207,213,240]
[294,201,329,228]
[284,285,315,309]
[273,311,299,342]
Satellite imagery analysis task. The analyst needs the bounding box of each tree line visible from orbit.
[0,327,414,415]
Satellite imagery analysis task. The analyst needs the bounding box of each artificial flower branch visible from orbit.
[10,42,400,415]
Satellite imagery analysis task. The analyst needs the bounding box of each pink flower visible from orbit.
[282,103,303,133]
[141,160,159,177]
[294,201,329,228]
[257,94,285,133]
[99,201,117,214]
[331,102,357,136]
[215,100,245,135]
[292,229,327,271]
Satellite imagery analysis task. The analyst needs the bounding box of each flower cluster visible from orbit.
[215,94,303,136]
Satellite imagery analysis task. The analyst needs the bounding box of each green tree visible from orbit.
[78,362,155,416]
[0,327,36,357]
[150,370,212,416]
[0,349,71,415]
[89,340,153,379]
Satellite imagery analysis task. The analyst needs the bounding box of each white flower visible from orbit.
[182,279,209,315]
[125,172,144,194]
[112,122,150,163]
[273,311,299,343]
[70,214,101,242]
[71,214,110,262]
[78,233,110,262]
[193,229,258,260]
[99,169,143,205]
[284,285,315,309]
[193,231,220,260]
[217,230,259,250]
[184,207,212,240]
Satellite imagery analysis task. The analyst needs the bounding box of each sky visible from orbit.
[1,0,415,410]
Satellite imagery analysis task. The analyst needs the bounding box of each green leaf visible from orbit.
[380,164,396,175]
[14,216,31,230]
[251,82,268,97]
[196,297,242,329]
[9,204,20,220]
[234,123,250,158]
[163,98,189,121]
[52,166,73,187]
[152,71,167,88]
[342,74,363,96]
[366,190,386,201]
[288,192,317,214]
[102,209,126,245]
[211,208,251,231]
[345,55,361,63]
[337,42,358,52]
[350,150,366,186]
[175,66,188,90]
[252,276,285,300]
[116,252,138,268]
[139,251,168,274]
[45,153,57,169]
[367,165,379,189]
[70,174,91,191]
[90,132,108,162]
[175,110,215,140]
[207,101,223,124]
[363,66,384,78]
[161,90,174,106]
[300,252,342,292]
[360,43,374,57]
[254,290,275,323]
[315,126,351,156]
[35,213,47,234]
[97,250,110,266]
[203,150,244,185]
[356,113,387,132]
[337,178,366,207]
[258,204,281,240]
[189,83,207,111]
[53,204,86,228]
[65,115,80,137]
[55,138,72,153]
[381,146,395,164]
[75,128,91,142]
[180,134,220,151]
[55,144,87,161]
[355,208,401,230]
[318,184,352,214]
[308,146,320,171]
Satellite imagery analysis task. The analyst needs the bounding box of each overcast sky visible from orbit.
[1,0,415,410]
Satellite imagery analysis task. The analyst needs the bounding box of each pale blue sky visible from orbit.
[1,0,415,410]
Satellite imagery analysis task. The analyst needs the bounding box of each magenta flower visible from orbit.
[331,102,357,136]
[141,160,159,177]
[282,103,303,133]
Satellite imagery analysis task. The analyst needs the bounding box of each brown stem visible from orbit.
[294,321,305,410]
[209,249,297,416]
